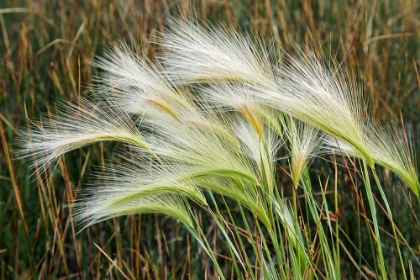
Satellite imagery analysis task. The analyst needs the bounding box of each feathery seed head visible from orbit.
[161,20,276,89]
[93,43,195,119]
[73,194,194,229]
[286,119,323,188]
[325,124,419,195]
[18,99,149,172]
[20,18,419,232]
[267,52,374,166]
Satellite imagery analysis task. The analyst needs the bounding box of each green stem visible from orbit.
[362,161,387,279]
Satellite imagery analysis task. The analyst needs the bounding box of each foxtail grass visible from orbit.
[19,18,419,278]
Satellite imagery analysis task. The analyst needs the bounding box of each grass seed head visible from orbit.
[20,19,419,231]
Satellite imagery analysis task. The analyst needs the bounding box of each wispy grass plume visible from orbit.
[161,19,276,89]
[325,123,419,195]
[19,17,419,279]
[285,118,323,188]
[18,99,149,171]
[92,43,196,120]
[73,193,195,229]
[158,19,418,194]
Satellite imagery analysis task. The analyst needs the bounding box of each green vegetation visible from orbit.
[1,0,420,279]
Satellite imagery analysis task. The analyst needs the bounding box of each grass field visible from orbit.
[1,0,420,279]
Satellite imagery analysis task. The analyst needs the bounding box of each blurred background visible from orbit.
[0,0,419,278]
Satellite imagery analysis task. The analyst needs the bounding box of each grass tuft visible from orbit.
[2,1,419,278]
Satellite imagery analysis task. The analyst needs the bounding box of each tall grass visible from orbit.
[1,0,420,279]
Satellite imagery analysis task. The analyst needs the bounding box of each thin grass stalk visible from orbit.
[333,156,341,277]
[266,217,287,277]
[261,138,307,276]
[357,189,363,278]
[301,176,337,279]
[254,220,279,279]
[319,179,341,279]
[186,214,225,279]
[362,162,387,279]
[290,187,304,268]
[236,202,263,279]
[371,172,407,280]
[336,227,371,279]
[271,203,289,279]
[318,176,340,277]
[217,197,255,278]
[0,122,39,277]
[288,245,303,280]
[274,198,313,276]
[400,191,420,261]
[300,171,317,279]
[206,192,246,272]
